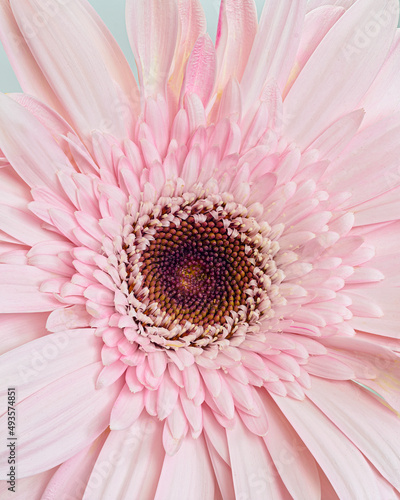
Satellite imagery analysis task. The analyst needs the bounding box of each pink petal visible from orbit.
[109,384,144,430]
[226,416,290,499]
[309,109,365,160]
[0,313,47,356]
[361,31,400,126]
[0,468,57,500]
[182,34,216,107]
[0,93,73,197]
[284,5,345,98]
[169,0,206,98]
[323,114,400,208]
[272,393,382,499]
[10,0,137,140]
[204,436,235,499]
[0,329,101,410]
[240,0,306,114]
[305,355,355,380]
[215,0,257,90]
[284,0,398,149]
[41,435,106,500]
[154,434,215,500]
[260,391,321,500]
[0,265,61,313]
[0,362,122,478]
[307,377,400,491]
[83,414,163,500]
[0,205,61,246]
[126,0,179,98]
[0,2,65,117]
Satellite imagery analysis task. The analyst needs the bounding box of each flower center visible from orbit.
[138,214,255,329]
[121,188,285,349]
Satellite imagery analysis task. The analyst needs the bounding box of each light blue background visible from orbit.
[0,0,265,93]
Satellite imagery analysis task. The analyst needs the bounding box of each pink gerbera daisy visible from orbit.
[1,0,400,498]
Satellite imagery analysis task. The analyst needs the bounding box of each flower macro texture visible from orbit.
[1,0,400,498]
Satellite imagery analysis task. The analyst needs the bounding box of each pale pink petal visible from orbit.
[154,434,216,500]
[308,109,364,161]
[284,5,345,98]
[83,414,163,500]
[0,329,101,408]
[260,391,321,500]
[0,94,74,198]
[307,0,356,12]
[109,384,144,430]
[126,0,179,99]
[0,313,47,355]
[215,0,257,90]
[0,1,65,118]
[272,393,382,499]
[204,436,236,499]
[360,31,400,126]
[169,0,206,98]
[41,434,107,500]
[226,416,290,499]
[0,362,122,478]
[307,377,400,491]
[10,0,137,140]
[322,114,400,208]
[182,34,216,107]
[0,265,61,313]
[0,205,63,246]
[240,1,306,113]
[284,0,398,149]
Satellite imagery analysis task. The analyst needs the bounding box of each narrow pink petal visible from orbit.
[182,34,216,107]
[180,394,203,437]
[284,5,345,98]
[169,0,206,98]
[284,0,398,148]
[154,434,215,500]
[10,0,134,140]
[215,0,257,90]
[109,384,144,430]
[307,0,356,11]
[307,377,400,491]
[0,329,101,411]
[349,286,400,338]
[0,362,122,478]
[0,94,73,197]
[126,0,179,98]
[0,2,65,117]
[0,265,61,313]
[157,373,179,419]
[361,31,400,126]
[41,434,106,500]
[226,416,290,499]
[0,313,47,356]
[204,436,235,499]
[11,93,78,156]
[240,1,306,114]
[260,391,321,500]
[0,205,64,247]
[309,109,364,160]
[83,415,164,500]
[323,114,400,209]
[96,361,127,389]
[305,355,355,380]
[272,393,382,499]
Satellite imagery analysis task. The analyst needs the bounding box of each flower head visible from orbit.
[0,0,400,498]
